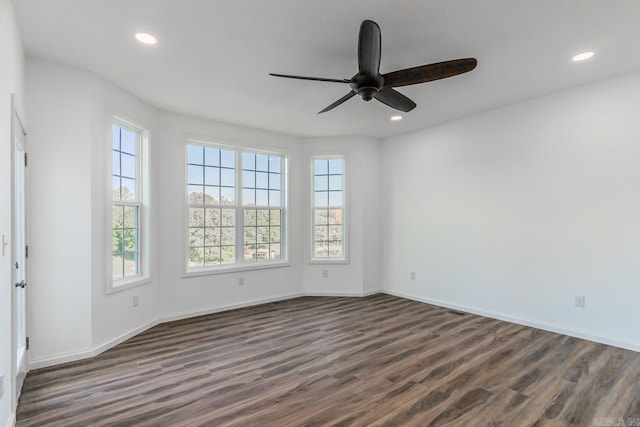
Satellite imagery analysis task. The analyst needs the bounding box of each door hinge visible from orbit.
[24,153,28,167]
[26,336,30,350]
[25,245,29,259]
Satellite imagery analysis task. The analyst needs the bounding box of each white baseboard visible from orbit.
[29,319,159,370]
[159,293,304,323]
[303,290,381,298]
[383,289,640,353]
[5,413,15,427]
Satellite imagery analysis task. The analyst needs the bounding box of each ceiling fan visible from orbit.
[270,20,477,114]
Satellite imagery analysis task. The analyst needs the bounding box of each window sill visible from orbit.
[107,275,152,294]
[183,261,290,278]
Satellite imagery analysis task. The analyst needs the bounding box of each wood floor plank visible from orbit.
[16,294,640,426]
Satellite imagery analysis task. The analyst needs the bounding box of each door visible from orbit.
[11,94,28,405]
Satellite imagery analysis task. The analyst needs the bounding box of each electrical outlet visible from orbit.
[322,270,329,278]
[410,272,416,280]
[132,295,139,307]
[575,295,585,308]
[238,277,245,286]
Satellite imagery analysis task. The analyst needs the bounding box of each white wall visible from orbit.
[155,112,305,320]
[383,70,640,351]
[301,136,383,296]
[0,0,24,424]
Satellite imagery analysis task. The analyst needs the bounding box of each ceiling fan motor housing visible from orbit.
[350,72,384,101]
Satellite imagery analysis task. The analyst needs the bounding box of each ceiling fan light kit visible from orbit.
[270,20,477,114]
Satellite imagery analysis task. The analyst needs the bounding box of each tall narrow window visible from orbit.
[312,157,345,261]
[112,123,141,280]
[185,142,287,272]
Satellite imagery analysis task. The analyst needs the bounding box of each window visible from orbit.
[112,122,145,282]
[186,142,286,272]
[312,157,346,261]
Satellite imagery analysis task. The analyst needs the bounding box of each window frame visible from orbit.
[108,118,151,293]
[309,155,348,264]
[183,139,289,276]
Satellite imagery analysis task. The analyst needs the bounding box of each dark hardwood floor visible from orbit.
[16,294,640,426]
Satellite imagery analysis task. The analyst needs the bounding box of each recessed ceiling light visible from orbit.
[572,51,594,62]
[390,115,403,121]
[135,33,157,45]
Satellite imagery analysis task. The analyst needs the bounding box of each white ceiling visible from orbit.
[13,0,640,138]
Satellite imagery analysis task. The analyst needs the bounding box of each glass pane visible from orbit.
[244,226,256,244]
[243,188,255,205]
[329,175,342,191]
[205,208,220,227]
[269,173,281,190]
[269,156,281,173]
[329,209,342,224]
[221,246,235,264]
[256,189,268,206]
[242,152,255,170]
[112,125,120,150]
[270,209,281,226]
[120,129,137,155]
[269,243,281,260]
[242,170,255,188]
[204,186,219,204]
[221,209,235,226]
[244,209,257,226]
[314,159,328,175]
[188,185,204,204]
[121,178,136,201]
[221,227,235,245]
[123,206,136,228]
[112,254,124,278]
[204,227,220,246]
[269,190,281,207]
[220,187,235,204]
[122,229,137,255]
[204,166,219,186]
[244,245,256,262]
[329,241,343,257]
[220,149,235,168]
[256,245,269,261]
[187,145,204,165]
[269,226,280,243]
[112,176,121,201]
[257,209,270,226]
[329,159,343,174]
[204,147,220,166]
[189,247,204,267]
[256,172,268,189]
[314,241,328,258]
[123,252,138,276]
[314,176,328,191]
[205,247,220,266]
[189,208,205,227]
[257,226,269,243]
[221,168,235,187]
[112,151,120,175]
[189,227,204,247]
[314,192,328,207]
[329,225,342,240]
[112,230,123,253]
[256,154,269,171]
[329,191,342,207]
[188,165,204,185]
[314,209,329,225]
[121,153,136,179]
[315,226,328,241]
[113,205,124,228]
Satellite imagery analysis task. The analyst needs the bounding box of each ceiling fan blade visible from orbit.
[358,20,381,75]
[383,58,477,87]
[270,73,351,84]
[318,91,357,114]
[374,88,416,112]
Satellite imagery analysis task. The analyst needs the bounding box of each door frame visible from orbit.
[10,93,28,408]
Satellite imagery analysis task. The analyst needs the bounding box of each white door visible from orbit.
[11,94,28,405]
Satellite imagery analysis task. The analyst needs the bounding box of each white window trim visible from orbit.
[183,139,290,276]
[309,155,348,264]
[107,117,151,294]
